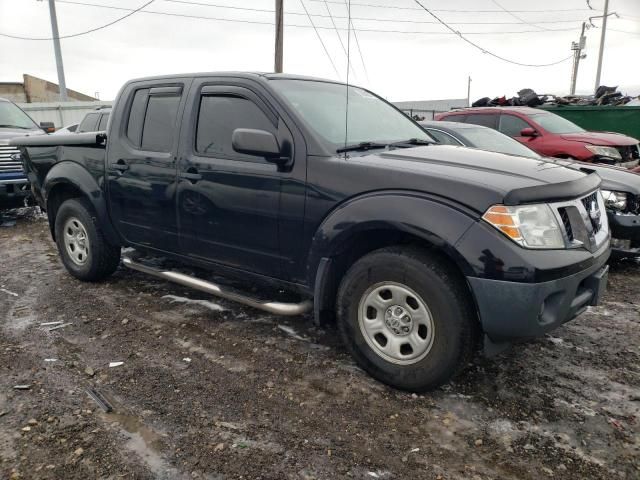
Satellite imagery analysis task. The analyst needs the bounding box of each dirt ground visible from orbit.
[0,208,638,480]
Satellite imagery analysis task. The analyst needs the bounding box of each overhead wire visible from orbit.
[343,0,369,83]
[0,0,154,40]
[413,0,573,67]
[299,0,341,77]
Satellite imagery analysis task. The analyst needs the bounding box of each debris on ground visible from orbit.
[47,322,72,332]
[12,385,31,390]
[85,388,113,413]
[108,362,124,368]
[0,288,18,297]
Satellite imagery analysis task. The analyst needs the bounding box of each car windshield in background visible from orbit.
[0,101,39,130]
[461,127,542,158]
[270,79,432,149]
[529,112,585,134]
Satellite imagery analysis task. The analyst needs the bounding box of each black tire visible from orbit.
[336,246,478,392]
[54,198,121,282]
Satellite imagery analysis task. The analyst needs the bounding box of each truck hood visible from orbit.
[559,131,638,146]
[0,128,44,143]
[352,145,598,210]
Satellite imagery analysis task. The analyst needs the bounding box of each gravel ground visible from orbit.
[0,208,638,480]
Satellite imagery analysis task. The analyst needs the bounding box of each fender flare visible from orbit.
[306,191,479,288]
[43,160,120,245]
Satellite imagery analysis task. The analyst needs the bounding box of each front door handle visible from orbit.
[113,159,129,172]
[180,167,202,184]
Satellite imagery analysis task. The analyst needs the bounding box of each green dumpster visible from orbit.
[538,105,640,140]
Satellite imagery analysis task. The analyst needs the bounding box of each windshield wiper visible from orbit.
[0,124,32,129]
[336,141,388,154]
[388,138,433,147]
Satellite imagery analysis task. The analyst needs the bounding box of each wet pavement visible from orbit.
[0,208,639,479]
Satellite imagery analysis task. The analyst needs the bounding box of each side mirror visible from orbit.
[232,128,282,161]
[520,127,538,137]
[40,121,55,134]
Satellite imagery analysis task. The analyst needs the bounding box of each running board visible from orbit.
[122,256,313,316]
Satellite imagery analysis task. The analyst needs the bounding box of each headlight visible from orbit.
[483,204,565,249]
[600,190,627,211]
[585,145,621,160]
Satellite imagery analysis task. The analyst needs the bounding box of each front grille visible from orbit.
[580,191,602,234]
[0,144,23,173]
[558,207,574,241]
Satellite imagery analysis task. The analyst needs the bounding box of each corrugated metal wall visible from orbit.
[17,101,113,128]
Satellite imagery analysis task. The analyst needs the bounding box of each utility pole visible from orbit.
[274,0,283,73]
[594,0,609,92]
[47,0,68,101]
[569,22,587,95]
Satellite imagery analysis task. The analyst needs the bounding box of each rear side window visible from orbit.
[140,95,181,152]
[77,112,99,133]
[126,89,149,146]
[427,129,461,146]
[196,95,276,161]
[442,114,467,123]
[499,114,530,137]
[465,114,497,129]
[97,113,109,131]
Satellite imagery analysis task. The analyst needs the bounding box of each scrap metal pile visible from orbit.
[472,85,639,108]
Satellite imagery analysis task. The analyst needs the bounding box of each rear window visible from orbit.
[126,89,149,146]
[77,112,100,133]
[426,129,461,146]
[465,114,497,129]
[97,113,109,131]
[140,95,181,152]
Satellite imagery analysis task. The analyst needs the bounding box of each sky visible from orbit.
[0,0,639,102]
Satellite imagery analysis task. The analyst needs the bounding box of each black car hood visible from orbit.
[349,145,598,211]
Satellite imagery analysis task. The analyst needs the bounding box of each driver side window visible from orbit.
[195,95,276,162]
[499,115,531,137]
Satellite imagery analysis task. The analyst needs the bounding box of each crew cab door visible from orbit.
[106,81,189,252]
[176,81,295,277]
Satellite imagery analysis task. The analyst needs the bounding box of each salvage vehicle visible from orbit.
[435,107,640,169]
[421,120,640,258]
[12,73,611,391]
[0,97,52,209]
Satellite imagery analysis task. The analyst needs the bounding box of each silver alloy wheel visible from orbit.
[63,217,90,266]
[358,282,435,365]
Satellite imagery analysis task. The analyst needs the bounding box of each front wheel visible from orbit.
[54,198,121,282]
[336,246,478,392]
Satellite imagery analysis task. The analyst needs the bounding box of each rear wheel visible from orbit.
[54,198,121,281]
[336,246,477,392]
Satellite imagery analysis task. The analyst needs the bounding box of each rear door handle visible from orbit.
[180,167,202,183]
[113,159,129,172]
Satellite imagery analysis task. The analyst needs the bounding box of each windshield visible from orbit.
[270,79,432,149]
[529,112,585,134]
[0,101,39,130]
[461,127,541,158]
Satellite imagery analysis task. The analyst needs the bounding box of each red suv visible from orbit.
[435,107,640,170]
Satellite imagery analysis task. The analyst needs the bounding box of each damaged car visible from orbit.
[421,120,640,258]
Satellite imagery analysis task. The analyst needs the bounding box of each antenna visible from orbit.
[343,0,352,156]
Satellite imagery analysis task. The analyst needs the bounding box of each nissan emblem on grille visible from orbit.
[587,197,602,232]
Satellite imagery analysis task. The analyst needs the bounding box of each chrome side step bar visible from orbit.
[122,256,313,316]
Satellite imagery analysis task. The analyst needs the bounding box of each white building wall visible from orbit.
[17,101,113,128]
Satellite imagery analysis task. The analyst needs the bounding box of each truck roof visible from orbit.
[124,72,353,87]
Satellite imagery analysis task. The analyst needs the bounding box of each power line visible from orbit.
[308,0,598,13]
[413,0,573,67]
[0,0,154,40]
[0,0,583,41]
[490,0,549,32]
[344,0,369,83]
[299,0,341,77]
[163,0,595,26]
[322,0,354,77]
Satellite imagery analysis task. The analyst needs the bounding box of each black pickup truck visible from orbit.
[12,73,611,391]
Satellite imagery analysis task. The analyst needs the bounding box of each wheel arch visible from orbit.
[308,192,479,325]
[43,162,120,245]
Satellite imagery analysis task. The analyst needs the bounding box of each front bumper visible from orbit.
[0,178,31,207]
[468,246,610,342]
